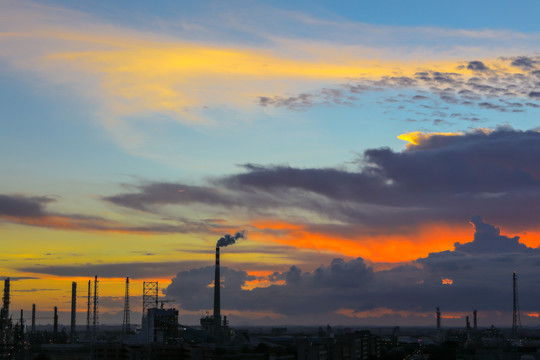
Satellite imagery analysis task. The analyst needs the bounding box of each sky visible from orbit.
[2,0,540,328]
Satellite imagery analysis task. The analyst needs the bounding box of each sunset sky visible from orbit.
[3,0,540,328]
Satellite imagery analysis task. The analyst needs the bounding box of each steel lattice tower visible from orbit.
[142,281,158,316]
[512,272,522,340]
[122,277,130,334]
[92,275,99,340]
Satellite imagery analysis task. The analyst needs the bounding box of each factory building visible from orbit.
[142,307,180,344]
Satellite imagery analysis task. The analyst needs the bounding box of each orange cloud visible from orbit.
[441,312,468,319]
[250,220,472,262]
[441,278,454,285]
[242,270,285,290]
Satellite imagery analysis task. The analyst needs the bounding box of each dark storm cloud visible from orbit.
[0,194,53,217]
[105,128,540,232]
[166,217,540,317]
[453,215,533,254]
[256,56,540,119]
[165,257,374,315]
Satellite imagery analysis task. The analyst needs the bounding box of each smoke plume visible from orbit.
[216,230,246,247]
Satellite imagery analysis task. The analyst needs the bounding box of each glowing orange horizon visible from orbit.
[250,220,473,262]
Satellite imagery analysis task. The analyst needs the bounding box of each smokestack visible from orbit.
[466,315,470,331]
[31,304,35,333]
[213,231,246,338]
[19,309,24,338]
[436,307,441,330]
[2,277,10,322]
[213,246,221,334]
[71,282,77,342]
[122,277,130,335]
[473,309,477,330]
[54,306,58,336]
[1,278,10,342]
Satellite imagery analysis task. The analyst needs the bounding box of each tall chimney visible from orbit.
[19,309,23,335]
[54,306,58,336]
[512,271,521,340]
[213,247,221,334]
[2,278,10,322]
[1,278,10,342]
[31,304,36,333]
[71,282,77,342]
[436,307,441,330]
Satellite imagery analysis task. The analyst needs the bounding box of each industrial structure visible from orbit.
[142,281,158,315]
[512,271,521,340]
[86,279,91,338]
[143,307,179,344]
[3,228,539,360]
[31,304,35,334]
[213,245,222,337]
[92,275,99,341]
[122,277,130,335]
[53,306,58,338]
[70,281,76,342]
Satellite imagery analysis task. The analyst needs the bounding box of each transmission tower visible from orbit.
[122,277,130,334]
[512,271,521,340]
[142,281,158,318]
[92,275,99,340]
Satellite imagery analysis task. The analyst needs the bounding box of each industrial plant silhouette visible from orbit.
[0,233,537,359]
